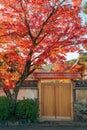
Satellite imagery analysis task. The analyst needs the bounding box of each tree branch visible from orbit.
[34,0,65,44]
[3,56,22,75]
[36,33,48,45]
[0,32,28,38]
[20,0,34,41]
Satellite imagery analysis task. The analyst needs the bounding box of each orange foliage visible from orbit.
[52,63,68,72]
[52,61,85,73]
[72,0,82,6]
[70,64,84,72]
[0,0,87,92]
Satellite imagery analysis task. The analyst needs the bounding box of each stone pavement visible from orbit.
[0,121,87,130]
[0,124,87,130]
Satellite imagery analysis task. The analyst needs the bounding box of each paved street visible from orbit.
[0,125,87,130]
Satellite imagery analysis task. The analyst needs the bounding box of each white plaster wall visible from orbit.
[76,90,87,103]
[0,89,5,96]
[0,88,38,100]
[17,88,38,100]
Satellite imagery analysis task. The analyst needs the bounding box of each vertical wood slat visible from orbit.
[56,83,72,117]
[41,83,55,117]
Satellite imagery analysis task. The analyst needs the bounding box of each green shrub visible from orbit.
[15,98,39,122]
[0,96,12,120]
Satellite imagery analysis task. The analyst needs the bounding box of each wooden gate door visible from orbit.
[39,81,73,120]
[40,82,55,119]
[55,83,73,120]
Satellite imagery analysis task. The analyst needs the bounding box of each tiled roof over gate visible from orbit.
[33,72,81,79]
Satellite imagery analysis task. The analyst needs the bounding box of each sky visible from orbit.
[66,52,79,60]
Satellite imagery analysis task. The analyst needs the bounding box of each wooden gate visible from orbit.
[39,80,73,120]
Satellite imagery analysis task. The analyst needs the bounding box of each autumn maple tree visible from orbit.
[0,0,87,105]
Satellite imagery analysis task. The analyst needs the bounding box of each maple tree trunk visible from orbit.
[4,80,25,117]
[8,61,35,116]
[3,89,16,117]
